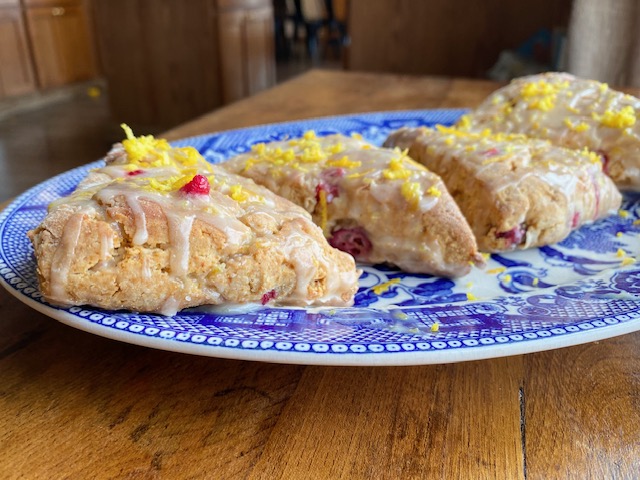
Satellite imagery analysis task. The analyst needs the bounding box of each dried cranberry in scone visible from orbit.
[496,225,526,248]
[453,72,640,189]
[223,132,482,276]
[384,125,621,252]
[315,167,345,202]
[329,227,372,260]
[315,183,340,203]
[28,127,360,314]
[180,174,210,195]
[261,289,278,305]
[482,148,500,157]
[321,167,346,182]
[571,212,580,228]
[597,150,610,174]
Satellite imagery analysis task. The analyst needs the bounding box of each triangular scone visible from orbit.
[456,72,640,189]
[384,126,622,252]
[28,128,359,315]
[222,132,483,277]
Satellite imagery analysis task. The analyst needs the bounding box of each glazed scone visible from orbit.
[222,131,483,277]
[28,127,360,315]
[384,126,622,252]
[457,72,640,188]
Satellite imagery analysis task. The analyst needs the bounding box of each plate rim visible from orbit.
[3,273,638,366]
[3,108,640,366]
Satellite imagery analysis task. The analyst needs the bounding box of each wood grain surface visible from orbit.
[2,70,640,479]
[92,0,276,128]
[346,0,572,78]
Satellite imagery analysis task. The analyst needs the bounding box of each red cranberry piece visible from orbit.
[315,168,345,203]
[261,289,278,305]
[180,174,210,195]
[496,225,526,246]
[315,182,340,203]
[329,227,372,259]
[571,212,580,228]
[127,169,144,176]
[597,150,610,174]
[482,148,500,156]
[321,167,346,181]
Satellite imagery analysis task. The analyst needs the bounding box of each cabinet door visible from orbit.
[245,6,275,95]
[0,7,37,98]
[218,8,246,104]
[218,4,275,104]
[26,4,97,89]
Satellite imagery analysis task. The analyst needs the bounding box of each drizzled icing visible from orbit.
[458,72,640,188]
[125,193,150,245]
[223,131,474,275]
[36,126,359,314]
[384,125,622,251]
[49,210,86,303]
[166,213,195,277]
[413,125,605,198]
[233,132,443,212]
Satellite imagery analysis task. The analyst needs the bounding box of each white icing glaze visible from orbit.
[166,213,195,277]
[384,125,622,251]
[141,254,152,279]
[223,134,470,275]
[98,225,114,267]
[159,296,181,316]
[40,135,358,312]
[464,72,640,187]
[121,192,149,245]
[49,211,85,303]
[391,126,607,211]
[285,237,358,307]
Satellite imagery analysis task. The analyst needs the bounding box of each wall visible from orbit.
[347,0,573,78]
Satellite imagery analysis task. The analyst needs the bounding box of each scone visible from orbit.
[384,125,622,252]
[222,131,483,277]
[28,126,360,315]
[457,72,640,188]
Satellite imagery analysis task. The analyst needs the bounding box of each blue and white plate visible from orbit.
[2,109,640,365]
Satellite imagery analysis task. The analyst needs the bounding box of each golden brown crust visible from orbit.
[458,72,640,189]
[29,142,359,315]
[385,126,622,252]
[223,133,483,277]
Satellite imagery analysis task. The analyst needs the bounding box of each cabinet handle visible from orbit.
[51,7,66,16]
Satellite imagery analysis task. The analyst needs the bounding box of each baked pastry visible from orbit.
[28,126,360,315]
[457,72,640,189]
[222,131,483,277]
[384,125,622,252]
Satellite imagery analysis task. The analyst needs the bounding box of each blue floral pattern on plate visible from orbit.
[1,109,640,365]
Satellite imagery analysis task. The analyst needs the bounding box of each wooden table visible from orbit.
[2,70,640,479]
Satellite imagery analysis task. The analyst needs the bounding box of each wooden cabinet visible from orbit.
[93,0,276,127]
[24,1,98,89]
[0,5,37,99]
[347,0,573,78]
[0,0,98,99]
[219,3,275,103]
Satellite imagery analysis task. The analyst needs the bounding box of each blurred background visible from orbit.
[0,0,636,201]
